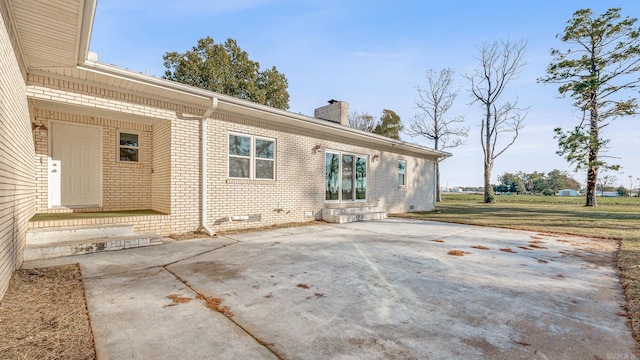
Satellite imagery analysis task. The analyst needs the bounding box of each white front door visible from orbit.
[49,122,101,207]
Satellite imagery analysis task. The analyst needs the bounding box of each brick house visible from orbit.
[0,0,448,298]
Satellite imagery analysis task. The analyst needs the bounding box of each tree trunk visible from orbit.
[585,166,597,206]
[585,96,599,207]
[435,160,442,202]
[484,160,494,203]
[483,105,494,203]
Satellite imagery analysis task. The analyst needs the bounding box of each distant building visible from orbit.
[448,188,463,193]
[602,191,620,197]
[558,189,579,197]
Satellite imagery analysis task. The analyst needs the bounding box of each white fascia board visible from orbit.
[76,61,451,159]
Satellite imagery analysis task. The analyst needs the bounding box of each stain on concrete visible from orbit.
[183,261,242,281]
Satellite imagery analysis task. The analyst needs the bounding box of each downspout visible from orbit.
[201,97,218,236]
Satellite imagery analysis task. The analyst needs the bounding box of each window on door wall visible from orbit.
[325,151,367,201]
[228,133,275,180]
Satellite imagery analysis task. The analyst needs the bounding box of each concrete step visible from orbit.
[322,206,381,216]
[322,207,387,223]
[26,224,135,246]
[24,234,163,261]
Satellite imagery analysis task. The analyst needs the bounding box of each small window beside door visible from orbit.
[398,160,406,187]
[118,131,139,162]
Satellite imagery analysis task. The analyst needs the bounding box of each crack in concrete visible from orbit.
[162,240,285,360]
[80,239,241,280]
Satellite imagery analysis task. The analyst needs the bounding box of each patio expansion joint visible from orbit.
[162,259,284,360]
[81,239,242,281]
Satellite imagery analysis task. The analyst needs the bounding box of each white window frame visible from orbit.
[117,130,140,163]
[324,150,368,202]
[398,160,406,187]
[228,132,276,180]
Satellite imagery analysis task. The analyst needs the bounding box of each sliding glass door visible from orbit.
[325,151,367,202]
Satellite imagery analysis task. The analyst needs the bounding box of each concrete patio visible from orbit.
[24,218,636,359]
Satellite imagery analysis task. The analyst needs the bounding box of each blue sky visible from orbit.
[89,1,640,189]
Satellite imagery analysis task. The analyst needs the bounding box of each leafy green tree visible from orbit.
[539,8,640,206]
[406,68,468,202]
[497,172,525,194]
[519,171,545,194]
[617,186,629,196]
[163,37,290,110]
[374,109,403,140]
[546,169,579,193]
[465,39,529,203]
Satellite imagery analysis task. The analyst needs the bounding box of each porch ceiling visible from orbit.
[32,98,160,126]
[7,0,93,69]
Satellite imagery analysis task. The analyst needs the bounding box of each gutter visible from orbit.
[201,97,218,236]
[74,61,451,159]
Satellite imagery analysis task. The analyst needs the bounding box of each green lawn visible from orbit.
[394,193,640,343]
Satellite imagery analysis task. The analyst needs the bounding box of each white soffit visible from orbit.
[32,98,157,126]
[9,0,83,68]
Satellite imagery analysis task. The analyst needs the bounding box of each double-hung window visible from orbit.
[398,160,406,187]
[228,133,275,180]
[118,131,139,162]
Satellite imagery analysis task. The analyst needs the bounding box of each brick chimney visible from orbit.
[314,99,349,127]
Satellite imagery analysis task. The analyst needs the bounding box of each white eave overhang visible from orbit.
[78,61,451,159]
[32,60,451,160]
[12,0,449,160]
[6,0,96,70]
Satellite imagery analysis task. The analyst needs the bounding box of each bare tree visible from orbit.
[348,111,377,132]
[597,173,617,192]
[464,39,529,203]
[406,68,468,201]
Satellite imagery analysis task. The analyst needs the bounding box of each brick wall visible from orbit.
[0,3,36,300]
[151,120,171,214]
[169,118,201,233]
[25,74,437,237]
[33,110,153,212]
[206,113,436,231]
[314,101,349,126]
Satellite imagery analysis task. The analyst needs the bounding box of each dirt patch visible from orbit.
[529,243,548,249]
[518,246,533,250]
[448,250,466,256]
[296,283,310,289]
[164,294,193,307]
[184,261,242,281]
[471,245,490,250]
[197,294,234,317]
[0,264,96,360]
[500,248,516,253]
[431,239,445,243]
[169,230,212,241]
